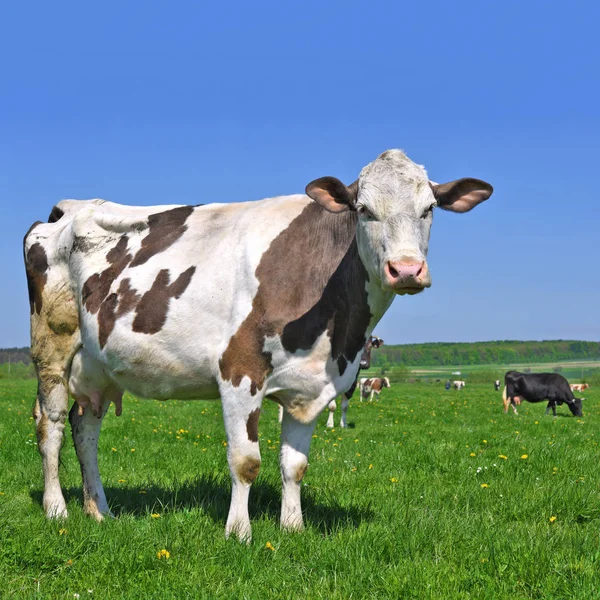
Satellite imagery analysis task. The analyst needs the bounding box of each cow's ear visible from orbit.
[430,178,493,213]
[306,177,358,213]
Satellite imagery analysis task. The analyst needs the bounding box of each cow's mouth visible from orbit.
[393,284,428,296]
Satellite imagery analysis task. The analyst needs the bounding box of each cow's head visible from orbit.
[383,377,391,388]
[306,150,493,294]
[569,398,583,417]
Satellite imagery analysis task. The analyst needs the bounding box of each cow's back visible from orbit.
[29,194,368,403]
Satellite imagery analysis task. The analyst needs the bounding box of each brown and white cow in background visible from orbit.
[324,335,384,428]
[24,149,492,541]
[570,383,589,393]
[360,377,391,401]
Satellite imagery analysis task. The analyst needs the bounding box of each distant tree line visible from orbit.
[0,347,32,365]
[1,340,599,370]
[371,340,600,367]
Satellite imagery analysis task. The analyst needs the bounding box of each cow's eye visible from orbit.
[358,205,375,220]
[421,204,435,219]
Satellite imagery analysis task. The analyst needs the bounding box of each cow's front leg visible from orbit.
[325,399,336,428]
[221,390,263,542]
[279,411,317,532]
[69,392,112,521]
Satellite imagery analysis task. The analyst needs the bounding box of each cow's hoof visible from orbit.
[225,521,252,544]
[45,503,68,520]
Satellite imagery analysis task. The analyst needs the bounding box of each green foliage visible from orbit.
[463,368,505,384]
[1,380,599,598]
[372,340,600,367]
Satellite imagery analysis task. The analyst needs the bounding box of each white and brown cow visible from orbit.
[453,380,466,390]
[24,149,492,541]
[570,383,589,393]
[325,335,384,428]
[359,377,391,402]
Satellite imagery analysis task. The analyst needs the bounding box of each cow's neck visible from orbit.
[278,202,394,376]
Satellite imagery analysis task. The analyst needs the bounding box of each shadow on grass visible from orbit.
[30,474,374,534]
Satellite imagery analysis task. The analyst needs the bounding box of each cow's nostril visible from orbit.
[388,263,399,279]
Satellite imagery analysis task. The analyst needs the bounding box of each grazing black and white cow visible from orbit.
[494,380,501,391]
[502,371,583,416]
[325,335,384,428]
[24,149,492,541]
[359,377,391,401]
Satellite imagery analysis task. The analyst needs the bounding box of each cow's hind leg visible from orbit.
[69,392,112,521]
[340,397,350,428]
[279,411,317,532]
[220,388,263,542]
[33,375,71,518]
[326,399,336,428]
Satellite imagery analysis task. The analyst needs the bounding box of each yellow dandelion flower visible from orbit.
[549,515,557,523]
[369,464,373,469]
[131,448,135,452]
[222,441,227,447]
[390,477,398,483]
[521,454,528,459]
[66,559,73,566]
[58,528,68,535]
[482,440,487,444]
[470,452,476,457]
[498,454,507,460]
[265,542,275,551]
[156,549,170,560]
[118,479,126,483]
[151,513,161,519]
[111,447,117,452]
[480,483,489,489]
[356,453,361,457]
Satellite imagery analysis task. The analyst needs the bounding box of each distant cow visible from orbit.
[503,371,583,416]
[570,383,590,393]
[24,149,492,541]
[494,380,501,391]
[453,380,466,390]
[360,377,391,401]
[324,335,384,428]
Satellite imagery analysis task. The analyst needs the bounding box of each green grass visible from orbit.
[1,379,599,599]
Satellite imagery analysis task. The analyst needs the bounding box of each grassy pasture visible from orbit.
[0,379,599,599]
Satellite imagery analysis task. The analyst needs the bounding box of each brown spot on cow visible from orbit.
[295,463,307,483]
[132,266,196,335]
[219,202,371,394]
[237,457,261,485]
[116,279,140,317]
[246,408,260,443]
[82,236,132,314]
[97,279,141,349]
[25,243,49,315]
[129,206,194,267]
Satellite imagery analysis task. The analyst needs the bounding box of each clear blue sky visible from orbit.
[1,1,599,347]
